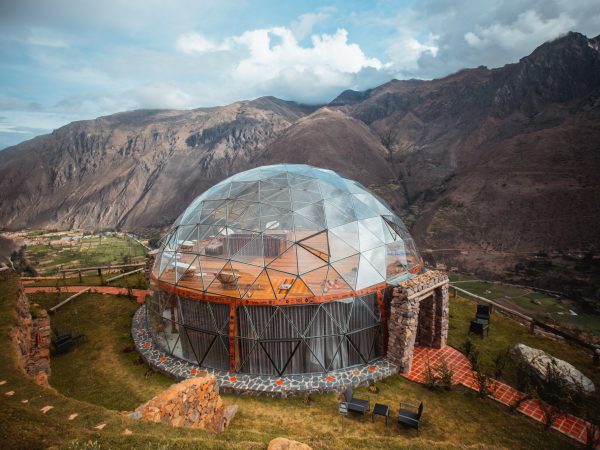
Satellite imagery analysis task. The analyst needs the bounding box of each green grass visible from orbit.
[0,280,579,449]
[448,294,600,423]
[26,235,146,276]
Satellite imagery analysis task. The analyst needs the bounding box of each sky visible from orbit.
[0,0,599,149]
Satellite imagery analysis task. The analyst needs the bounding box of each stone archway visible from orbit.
[386,271,449,374]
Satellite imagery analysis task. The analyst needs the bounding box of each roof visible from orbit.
[152,164,423,300]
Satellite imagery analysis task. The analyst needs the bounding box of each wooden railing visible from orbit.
[449,285,599,353]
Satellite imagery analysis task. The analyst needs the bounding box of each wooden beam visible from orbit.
[228,303,238,372]
[105,267,144,284]
[49,287,91,313]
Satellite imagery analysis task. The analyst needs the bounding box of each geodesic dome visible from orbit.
[147,164,424,376]
[152,164,423,298]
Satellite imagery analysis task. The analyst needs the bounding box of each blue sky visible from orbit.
[0,0,599,149]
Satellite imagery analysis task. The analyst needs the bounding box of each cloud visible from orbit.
[291,7,335,40]
[230,27,383,102]
[465,10,577,50]
[0,94,43,111]
[176,32,231,54]
[126,83,194,109]
[386,33,439,73]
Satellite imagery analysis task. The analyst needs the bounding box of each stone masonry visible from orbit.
[12,281,51,387]
[387,270,449,374]
[145,249,158,288]
[128,373,237,432]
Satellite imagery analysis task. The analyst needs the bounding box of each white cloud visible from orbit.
[126,83,194,109]
[387,33,439,72]
[176,32,230,54]
[291,7,335,40]
[465,10,577,50]
[231,27,383,100]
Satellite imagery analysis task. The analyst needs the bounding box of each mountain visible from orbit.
[1,31,599,288]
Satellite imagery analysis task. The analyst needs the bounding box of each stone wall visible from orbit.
[12,282,51,387]
[387,270,449,373]
[128,373,237,432]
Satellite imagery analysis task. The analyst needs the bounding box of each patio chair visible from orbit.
[398,401,424,433]
[469,319,489,337]
[476,304,491,323]
[344,387,370,417]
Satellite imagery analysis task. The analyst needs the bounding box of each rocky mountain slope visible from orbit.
[1,32,599,284]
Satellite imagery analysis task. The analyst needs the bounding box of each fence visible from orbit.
[450,285,599,354]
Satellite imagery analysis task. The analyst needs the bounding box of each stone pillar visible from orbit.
[433,284,449,348]
[386,270,449,374]
[387,287,420,373]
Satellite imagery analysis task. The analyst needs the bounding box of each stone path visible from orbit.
[404,345,598,447]
[23,286,150,304]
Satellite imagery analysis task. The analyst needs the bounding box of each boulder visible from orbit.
[509,343,595,395]
[267,438,312,450]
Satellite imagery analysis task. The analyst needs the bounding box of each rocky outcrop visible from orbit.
[509,343,595,395]
[128,373,237,432]
[12,282,51,387]
[267,438,312,450]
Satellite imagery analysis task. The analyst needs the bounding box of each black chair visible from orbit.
[476,304,491,323]
[469,319,489,337]
[398,401,424,433]
[344,387,370,417]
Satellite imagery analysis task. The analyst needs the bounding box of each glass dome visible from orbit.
[152,164,422,300]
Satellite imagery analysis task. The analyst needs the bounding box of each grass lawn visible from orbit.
[0,278,578,449]
[448,294,600,424]
[26,234,146,275]
[449,275,600,337]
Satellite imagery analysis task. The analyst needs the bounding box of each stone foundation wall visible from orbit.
[128,373,237,432]
[12,281,51,387]
[387,270,449,374]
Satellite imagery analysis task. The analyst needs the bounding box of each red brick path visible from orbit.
[23,285,150,304]
[404,345,598,447]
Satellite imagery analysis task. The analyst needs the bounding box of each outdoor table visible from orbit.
[372,403,390,425]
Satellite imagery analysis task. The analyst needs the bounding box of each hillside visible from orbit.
[0,32,599,292]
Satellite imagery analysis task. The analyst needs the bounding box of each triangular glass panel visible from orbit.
[202,334,229,370]
[329,222,360,253]
[244,269,277,300]
[197,255,228,292]
[357,220,385,251]
[280,304,319,336]
[206,261,241,297]
[323,266,353,295]
[318,180,347,199]
[362,245,387,279]
[351,195,379,220]
[228,181,259,201]
[386,240,408,279]
[292,213,325,237]
[285,277,311,299]
[175,225,198,253]
[265,242,297,274]
[330,254,360,290]
[229,260,264,297]
[266,268,297,299]
[356,255,385,290]
[327,231,358,263]
[175,256,202,289]
[158,251,180,284]
[230,233,264,266]
[295,244,328,274]
[300,265,330,297]
[297,230,329,263]
[323,199,355,228]
[208,302,229,333]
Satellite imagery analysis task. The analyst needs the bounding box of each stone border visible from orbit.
[132,305,398,397]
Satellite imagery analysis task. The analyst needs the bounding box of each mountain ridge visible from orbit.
[1,31,599,285]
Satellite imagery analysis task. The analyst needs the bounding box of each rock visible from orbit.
[267,438,312,450]
[509,343,595,395]
[132,374,236,432]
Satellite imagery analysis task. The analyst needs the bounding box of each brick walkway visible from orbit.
[404,345,598,447]
[23,286,150,304]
